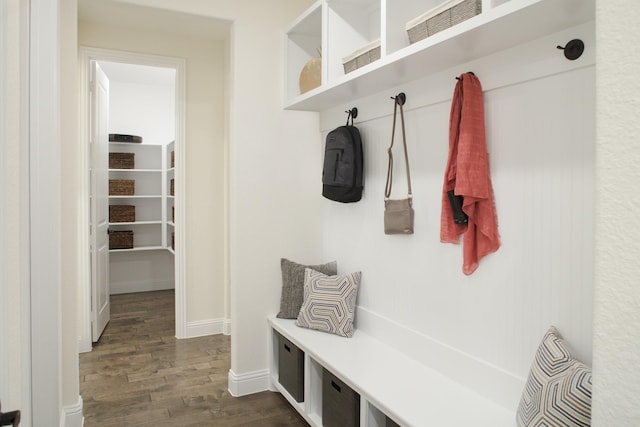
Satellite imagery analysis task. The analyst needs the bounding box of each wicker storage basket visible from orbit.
[109,230,133,250]
[342,40,381,74]
[172,206,175,223]
[109,152,135,169]
[109,179,135,196]
[109,205,135,223]
[406,0,481,44]
[171,151,175,168]
[170,179,175,196]
[171,231,175,250]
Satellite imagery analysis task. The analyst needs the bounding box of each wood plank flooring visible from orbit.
[80,290,308,427]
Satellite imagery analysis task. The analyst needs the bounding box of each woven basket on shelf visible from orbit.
[170,179,175,196]
[109,152,135,169]
[171,231,175,250]
[406,0,481,44]
[109,205,135,223]
[109,179,135,196]
[342,40,381,74]
[109,230,133,250]
[171,151,175,168]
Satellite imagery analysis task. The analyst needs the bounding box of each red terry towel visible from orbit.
[440,73,500,275]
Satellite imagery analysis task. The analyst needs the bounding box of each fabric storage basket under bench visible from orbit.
[322,368,360,427]
[342,40,381,74]
[406,0,482,44]
[109,230,133,250]
[276,331,305,403]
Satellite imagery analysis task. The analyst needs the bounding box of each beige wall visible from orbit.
[78,21,227,323]
[593,0,640,424]
[61,0,80,412]
[109,0,322,382]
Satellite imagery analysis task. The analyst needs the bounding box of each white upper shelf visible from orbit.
[283,0,595,112]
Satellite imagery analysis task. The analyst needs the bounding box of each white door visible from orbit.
[90,61,110,342]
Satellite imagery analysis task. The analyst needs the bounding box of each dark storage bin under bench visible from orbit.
[268,316,515,427]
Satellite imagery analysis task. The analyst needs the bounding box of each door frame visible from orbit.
[78,46,188,352]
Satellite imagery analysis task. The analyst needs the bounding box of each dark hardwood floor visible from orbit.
[80,290,307,427]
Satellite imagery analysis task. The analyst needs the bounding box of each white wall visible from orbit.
[0,0,30,422]
[593,1,640,425]
[79,21,227,325]
[319,22,594,409]
[106,76,175,144]
[60,0,83,423]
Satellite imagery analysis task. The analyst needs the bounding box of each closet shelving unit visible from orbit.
[284,0,595,111]
[165,141,176,255]
[108,142,174,253]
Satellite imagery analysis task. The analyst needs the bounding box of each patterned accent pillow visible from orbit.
[296,269,361,338]
[516,326,592,426]
[276,258,337,319]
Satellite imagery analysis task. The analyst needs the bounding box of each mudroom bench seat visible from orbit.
[268,315,517,427]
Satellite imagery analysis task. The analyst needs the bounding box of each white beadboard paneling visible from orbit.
[321,22,594,387]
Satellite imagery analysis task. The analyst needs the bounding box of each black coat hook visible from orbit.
[391,92,406,106]
[455,71,475,80]
[345,107,357,125]
[557,39,584,60]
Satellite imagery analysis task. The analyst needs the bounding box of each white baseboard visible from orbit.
[109,279,174,295]
[186,318,232,338]
[227,368,270,397]
[78,335,92,354]
[60,396,83,427]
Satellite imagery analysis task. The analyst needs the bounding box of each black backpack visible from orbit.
[322,109,363,203]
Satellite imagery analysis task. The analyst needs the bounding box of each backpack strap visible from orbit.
[385,95,412,204]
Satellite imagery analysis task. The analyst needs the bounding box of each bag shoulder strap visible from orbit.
[385,96,412,203]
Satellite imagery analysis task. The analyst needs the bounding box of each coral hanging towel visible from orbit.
[440,73,500,275]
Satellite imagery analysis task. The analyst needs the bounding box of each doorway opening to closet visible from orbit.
[79,47,187,352]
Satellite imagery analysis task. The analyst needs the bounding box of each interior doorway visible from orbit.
[79,47,187,352]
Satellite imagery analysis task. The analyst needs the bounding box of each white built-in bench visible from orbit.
[269,308,522,427]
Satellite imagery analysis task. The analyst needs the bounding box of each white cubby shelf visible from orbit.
[284,0,595,111]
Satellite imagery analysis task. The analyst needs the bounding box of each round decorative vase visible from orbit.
[299,57,321,94]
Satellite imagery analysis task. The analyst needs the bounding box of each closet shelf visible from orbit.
[109,221,162,226]
[109,168,162,173]
[109,195,162,199]
[109,245,166,253]
[284,0,594,112]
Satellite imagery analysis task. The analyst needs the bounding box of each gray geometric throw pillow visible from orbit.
[276,258,337,319]
[516,326,592,426]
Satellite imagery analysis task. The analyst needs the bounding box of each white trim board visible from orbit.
[60,396,83,427]
[228,369,271,397]
[186,318,230,338]
[30,0,61,423]
[78,46,188,350]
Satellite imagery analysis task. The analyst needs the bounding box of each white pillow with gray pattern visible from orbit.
[516,326,592,426]
[295,268,361,338]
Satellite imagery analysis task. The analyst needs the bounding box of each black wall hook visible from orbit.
[345,107,358,125]
[455,71,475,80]
[557,39,584,60]
[391,92,406,105]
